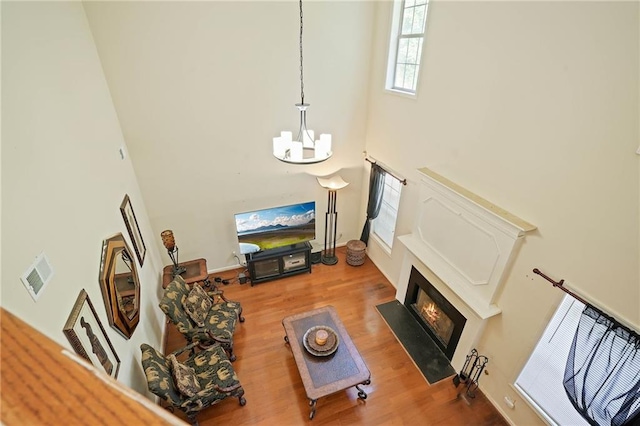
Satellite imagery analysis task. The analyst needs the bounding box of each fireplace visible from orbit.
[394,167,535,369]
[404,266,466,361]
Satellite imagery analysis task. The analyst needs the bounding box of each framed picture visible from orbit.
[63,289,121,379]
[120,194,146,266]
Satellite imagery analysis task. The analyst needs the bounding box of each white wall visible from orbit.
[3,1,637,421]
[365,1,639,424]
[1,1,166,396]
[82,1,376,267]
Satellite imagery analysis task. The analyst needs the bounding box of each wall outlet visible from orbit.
[232,250,246,266]
[504,396,516,409]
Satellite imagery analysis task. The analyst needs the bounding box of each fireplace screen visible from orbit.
[415,289,455,347]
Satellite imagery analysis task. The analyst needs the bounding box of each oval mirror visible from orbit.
[99,233,140,339]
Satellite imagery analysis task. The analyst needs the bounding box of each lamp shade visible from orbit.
[317,175,349,191]
[160,230,176,250]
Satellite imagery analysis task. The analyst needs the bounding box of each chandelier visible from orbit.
[273,0,332,165]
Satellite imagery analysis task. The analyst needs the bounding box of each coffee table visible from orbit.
[282,305,371,420]
[162,258,211,289]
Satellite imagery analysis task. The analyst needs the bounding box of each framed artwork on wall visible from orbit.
[120,194,146,266]
[63,289,121,379]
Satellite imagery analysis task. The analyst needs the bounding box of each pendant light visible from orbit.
[273,0,332,164]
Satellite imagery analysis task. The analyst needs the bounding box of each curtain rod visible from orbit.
[533,268,638,334]
[533,268,590,306]
[364,157,407,185]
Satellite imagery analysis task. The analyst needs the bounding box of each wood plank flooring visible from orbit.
[164,247,507,426]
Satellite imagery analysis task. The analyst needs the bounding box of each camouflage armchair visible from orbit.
[140,342,246,425]
[160,275,244,361]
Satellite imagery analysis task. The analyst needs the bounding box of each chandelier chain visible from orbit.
[273,0,332,164]
[299,0,304,105]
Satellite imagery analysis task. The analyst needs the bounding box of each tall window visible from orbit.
[518,294,640,425]
[372,173,402,250]
[515,295,589,425]
[387,0,429,94]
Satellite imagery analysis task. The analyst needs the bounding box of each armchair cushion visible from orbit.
[140,343,246,421]
[168,353,201,398]
[160,275,243,362]
[182,283,212,327]
[140,344,183,407]
[160,276,240,345]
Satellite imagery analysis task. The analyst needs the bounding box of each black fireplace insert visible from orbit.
[404,266,466,360]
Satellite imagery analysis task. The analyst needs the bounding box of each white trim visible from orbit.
[385,0,404,91]
[371,232,393,256]
[513,383,556,426]
[397,167,535,320]
[384,87,418,100]
[385,0,429,94]
[398,233,501,319]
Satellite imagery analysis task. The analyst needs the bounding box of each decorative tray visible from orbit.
[302,325,339,357]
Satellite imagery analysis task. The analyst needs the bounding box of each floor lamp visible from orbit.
[317,175,349,265]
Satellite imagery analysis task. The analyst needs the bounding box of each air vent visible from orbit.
[21,253,54,301]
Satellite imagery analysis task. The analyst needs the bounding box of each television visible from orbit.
[234,201,316,254]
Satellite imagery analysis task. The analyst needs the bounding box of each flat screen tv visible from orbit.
[235,201,316,254]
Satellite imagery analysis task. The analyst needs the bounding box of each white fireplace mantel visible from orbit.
[398,167,536,320]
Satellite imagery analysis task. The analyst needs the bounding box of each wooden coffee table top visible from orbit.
[282,305,370,401]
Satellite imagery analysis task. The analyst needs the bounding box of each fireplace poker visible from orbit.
[464,355,488,398]
[453,348,478,387]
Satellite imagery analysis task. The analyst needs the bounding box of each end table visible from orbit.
[162,258,210,289]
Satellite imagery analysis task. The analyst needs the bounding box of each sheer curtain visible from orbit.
[360,164,385,245]
[563,305,640,426]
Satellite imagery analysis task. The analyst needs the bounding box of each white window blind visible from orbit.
[515,295,589,425]
[372,172,402,250]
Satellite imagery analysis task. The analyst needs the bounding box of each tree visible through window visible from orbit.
[372,173,402,250]
[387,0,429,94]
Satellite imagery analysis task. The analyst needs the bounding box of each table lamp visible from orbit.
[160,230,186,276]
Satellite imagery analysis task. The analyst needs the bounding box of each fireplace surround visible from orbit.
[396,167,535,369]
[405,266,466,360]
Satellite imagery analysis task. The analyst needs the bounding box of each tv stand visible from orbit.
[245,242,312,285]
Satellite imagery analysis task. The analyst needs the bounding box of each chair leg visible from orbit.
[187,414,199,426]
[237,305,245,323]
[237,386,246,406]
[227,345,236,362]
[186,338,197,356]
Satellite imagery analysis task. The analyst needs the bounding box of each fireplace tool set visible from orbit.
[452,348,489,398]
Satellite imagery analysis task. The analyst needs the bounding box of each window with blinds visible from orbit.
[514,295,589,425]
[372,173,403,251]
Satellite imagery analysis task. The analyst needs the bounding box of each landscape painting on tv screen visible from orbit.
[235,201,315,253]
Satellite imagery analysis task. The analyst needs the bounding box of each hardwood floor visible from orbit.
[164,247,508,426]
